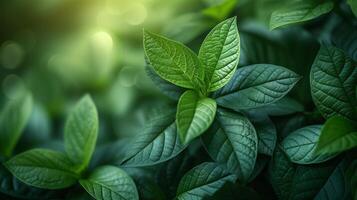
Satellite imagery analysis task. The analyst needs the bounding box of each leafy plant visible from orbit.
[4,95,139,200]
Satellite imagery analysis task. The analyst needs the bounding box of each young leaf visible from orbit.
[64,95,98,172]
[270,0,334,30]
[0,94,33,157]
[121,110,185,167]
[198,17,240,91]
[202,109,257,183]
[177,90,217,145]
[80,166,139,200]
[315,116,357,155]
[5,149,78,189]
[176,162,237,200]
[143,30,203,89]
[310,46,357,121]
[281,125,336,164]
[213,64,300,110]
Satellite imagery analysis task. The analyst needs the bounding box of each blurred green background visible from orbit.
[0,0,354,149]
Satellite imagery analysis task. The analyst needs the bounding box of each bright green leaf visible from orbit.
[281,125,336,164]
[121,110,185,167]
[177,90,217,145]
[143,30,203,89]
[64,95,98,172]
[5,149,78,189]
[199,17,240,92]
[315,116,357,155]
[202,109,257,183]
[0,94,33,157]
[80,166,138,200]
[270,0,334,30]
[176,162,237,200]
[202,0,237,21]
[214,64,300,110]
[310,46,357,121]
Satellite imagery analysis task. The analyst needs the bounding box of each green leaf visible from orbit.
[0,94,33,157]
[80,166,138,200]
[248,97,304,117]
[268,147,337,200]
[64,95,98,172]
[202,109,257,183]
[347,0,357,17]
[315,116,357,155]
[121,110,186,167]
[314,159,352,200]
[310,46,357,121]
[176,162,237,200]
[198,17,240,92]
[0,164,61,199]
[177,90,217,145]
[254,118,277,156]
[143,30,203,89]
[5,149,78,189]
[145,63,184,101]
[281,125,336,164]
[202,0,237,21]
[269,0,334,30]
[213,64,300,110]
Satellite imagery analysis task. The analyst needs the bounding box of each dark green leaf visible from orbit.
[213,64,300,110]
[202,109,257,183]
[121,110,185,167]
[310,46,357,121]
[281,125,336,164]
[5,149,78,189]
[80,165,138,200]
[176,162,237,200]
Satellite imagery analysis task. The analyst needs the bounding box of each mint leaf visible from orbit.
[310,46,357,121]
[143,30,203,89]
[177,90,217,145]
[0,94,33,157]
[64,95,98,172]
[281,125,336,164]
[270,0,334,30]
[5,149,78,189]
[199,17,240,92]
[214,64,300,110]
[176,162,237,200]
[121,110,185,167]
[202,109,257,183]
[315,116,357,155]
[80,166,138,200]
